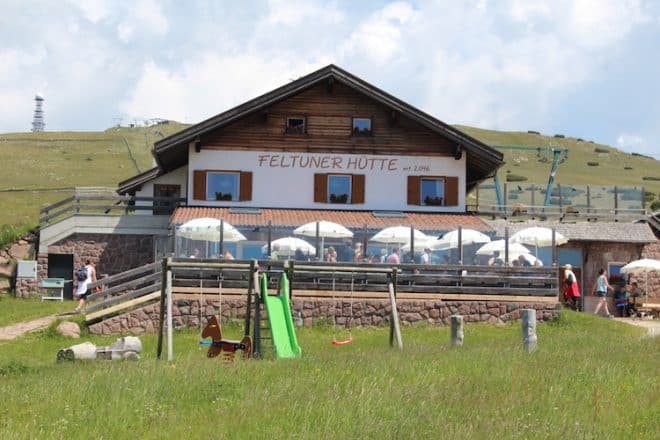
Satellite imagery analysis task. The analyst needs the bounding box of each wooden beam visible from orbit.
[85,292,161,322]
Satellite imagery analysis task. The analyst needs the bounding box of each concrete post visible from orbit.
[450,315,464,347]
[521,308,537,353]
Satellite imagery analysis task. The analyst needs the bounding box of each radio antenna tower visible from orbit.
[31,94,45,132]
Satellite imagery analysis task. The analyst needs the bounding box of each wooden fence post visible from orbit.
[166,267,173,362]
[521,308,537,353]
[450,315,464,347]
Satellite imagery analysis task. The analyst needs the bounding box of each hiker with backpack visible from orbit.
[74,260,96,313]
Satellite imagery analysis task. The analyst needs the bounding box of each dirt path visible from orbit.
[613,317,660,337]
[0,315,57,341]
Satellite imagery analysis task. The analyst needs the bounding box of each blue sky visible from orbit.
[1,0,658,157]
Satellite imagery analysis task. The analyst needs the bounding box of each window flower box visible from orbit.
[329,193,349,204]
[424,196,443,206]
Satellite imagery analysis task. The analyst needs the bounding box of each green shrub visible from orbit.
[623,166,633,170]
[587,162,599,166]
[506,174,528,182]
[642,176,660,181]
[651,200,660,211]
[644,192,656,201]
[0,224,33,249]
[594,147,609,153]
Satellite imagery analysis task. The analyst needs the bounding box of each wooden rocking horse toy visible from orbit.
[200,316,252,362]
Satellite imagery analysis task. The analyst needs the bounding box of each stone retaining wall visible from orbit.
[88,297,561,335]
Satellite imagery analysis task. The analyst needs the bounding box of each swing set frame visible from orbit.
[283,261,403,350]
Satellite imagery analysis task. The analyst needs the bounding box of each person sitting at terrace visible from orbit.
[386,247,400,264]
[269,244,280,261]
[518,254,532,267]
[614,285,630,317]
[488,251,503,267]
[294,247,306,261]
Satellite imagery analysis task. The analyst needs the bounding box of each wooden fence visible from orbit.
[39,191,186,225]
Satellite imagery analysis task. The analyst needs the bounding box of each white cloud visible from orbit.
[340,2,419,64]
[266,0,343,26]
[566,0,651,49]
[67,0,111,23]
[119,55,323,123]
[116,0,169,43]
[615,133,653,156]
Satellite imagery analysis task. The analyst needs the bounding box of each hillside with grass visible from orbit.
[0,122,189,243]
[458,125,660,211]
[0,122,658,242]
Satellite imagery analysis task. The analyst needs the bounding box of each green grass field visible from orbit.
[0,296,657,439]
[0,123,188,231]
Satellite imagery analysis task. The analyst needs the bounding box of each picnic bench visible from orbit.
[637,298,660,319]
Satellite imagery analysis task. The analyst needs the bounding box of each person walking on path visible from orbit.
[74,260,96,313]
[592,268,614,318]
[562,264,581,311]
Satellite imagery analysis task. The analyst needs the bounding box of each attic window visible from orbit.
[352,117,372,136]
[285,116,306,134]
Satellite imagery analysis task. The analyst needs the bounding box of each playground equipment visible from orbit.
[200,316,252,362]
[260,272,301,358]
[492,145,569,212]
[283,261,403,351]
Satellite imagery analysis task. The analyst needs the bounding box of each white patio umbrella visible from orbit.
[476,240,531,256]
[400,235,438,253]
[262,236,316,257]
[621,259,660,302]
[293,220,353,258]
[370,225,429,244]
[433,229,491,250]
[509,227,568,247]
[293,221,353,238]
[509,226,567,257]
[177,217,246,242]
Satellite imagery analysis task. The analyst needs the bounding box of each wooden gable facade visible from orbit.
[119,65,503,215]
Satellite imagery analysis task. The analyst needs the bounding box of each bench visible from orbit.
[637,298,660,318]
[41,278,66,301]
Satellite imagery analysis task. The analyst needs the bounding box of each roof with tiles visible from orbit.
[171,207,492,234]
[486,219,657,243]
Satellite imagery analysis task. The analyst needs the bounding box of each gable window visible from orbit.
[421,178,445,206]
[285,116,306,134]
[408,176,459,206]
[352,117,372,136]
[328,175,352,204]
[314,173,365,204]
[193,170,253,201]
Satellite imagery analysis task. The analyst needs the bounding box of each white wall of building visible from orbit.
[134,166,188,214]
[188,148,466,212]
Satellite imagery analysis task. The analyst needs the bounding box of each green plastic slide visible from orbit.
[261,273,301,359]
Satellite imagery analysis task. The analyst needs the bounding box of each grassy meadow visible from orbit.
[0,123,188,229]
[0,297,657,439]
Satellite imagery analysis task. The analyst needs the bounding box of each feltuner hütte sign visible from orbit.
[257,153,399,172]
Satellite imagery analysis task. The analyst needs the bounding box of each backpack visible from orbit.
[75,267,88,282]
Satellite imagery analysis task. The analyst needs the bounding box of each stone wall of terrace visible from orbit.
[88,297,561,335]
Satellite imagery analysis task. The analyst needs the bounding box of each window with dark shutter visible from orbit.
[314,173,327,203]
[193,170,207,201]
[407,176,421,205]
[239,172,252,201]
[351,174,365,204]
[408,175,460,206]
